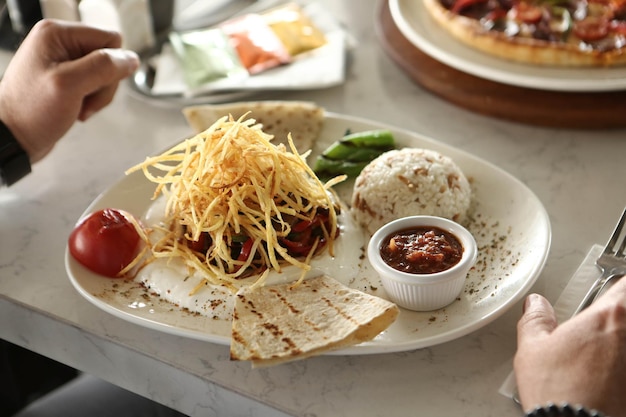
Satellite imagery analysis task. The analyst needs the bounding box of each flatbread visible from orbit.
[230,275,399,368]
[182,101,324,152]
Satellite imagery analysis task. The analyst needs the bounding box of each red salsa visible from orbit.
[379,226,463,274]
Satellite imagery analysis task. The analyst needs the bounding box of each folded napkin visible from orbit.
[498,244,603,400]
[151,2,348,98]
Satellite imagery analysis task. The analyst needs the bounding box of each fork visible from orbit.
[512,206,626,406]
[572,206,626,315]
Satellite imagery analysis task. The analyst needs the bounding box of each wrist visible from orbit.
[524,403,608,417]
[0,118,31,186]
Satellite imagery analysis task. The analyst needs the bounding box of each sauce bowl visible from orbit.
[367,216,477,311]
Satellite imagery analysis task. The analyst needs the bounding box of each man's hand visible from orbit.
[0,19,139,162]
[515,277,626,417]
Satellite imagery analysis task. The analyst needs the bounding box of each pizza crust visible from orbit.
[423,0,626,67]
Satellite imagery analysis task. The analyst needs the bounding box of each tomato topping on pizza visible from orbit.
[424,0,626,66]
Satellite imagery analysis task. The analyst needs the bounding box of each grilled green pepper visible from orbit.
[313,129,396,178]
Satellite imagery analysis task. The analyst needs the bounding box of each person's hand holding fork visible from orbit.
[515,275,626,417]
[0,19,139,164]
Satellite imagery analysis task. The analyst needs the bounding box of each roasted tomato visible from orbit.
[574,16,611,41]
[68,208,143,278]
[451,0,489,14]
[511,2,544,23]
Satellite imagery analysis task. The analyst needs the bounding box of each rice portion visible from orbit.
[351,148,471,235]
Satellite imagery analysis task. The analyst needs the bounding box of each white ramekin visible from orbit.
[367,216,477,311]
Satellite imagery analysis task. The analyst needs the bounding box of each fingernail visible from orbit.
[523,294,540,313]
[105,48,140,72]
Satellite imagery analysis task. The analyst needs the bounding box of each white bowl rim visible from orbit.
[367,215,477,285]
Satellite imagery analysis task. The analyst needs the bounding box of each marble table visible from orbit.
[2,1,626,416]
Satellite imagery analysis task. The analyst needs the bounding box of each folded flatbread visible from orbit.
[182,101,324,153]
[230,275,399,368]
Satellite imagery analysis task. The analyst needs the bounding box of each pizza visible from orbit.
[422,0,626,66]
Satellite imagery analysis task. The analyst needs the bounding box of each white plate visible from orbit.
[65,112,551,354]
[389,0,626,92]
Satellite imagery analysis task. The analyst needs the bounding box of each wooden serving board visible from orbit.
[376,0,626,129]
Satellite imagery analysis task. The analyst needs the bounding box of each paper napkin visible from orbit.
[498,244,603,400]
[151,2,347,98]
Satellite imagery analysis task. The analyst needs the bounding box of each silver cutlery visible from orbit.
[130,0,287,105]
[572,206,626,315]
[512,206,626,406]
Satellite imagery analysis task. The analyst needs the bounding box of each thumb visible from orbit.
[517,293,558,346]
[62,49,139,120]
[62,48,139,95]
[73,48,139,93]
